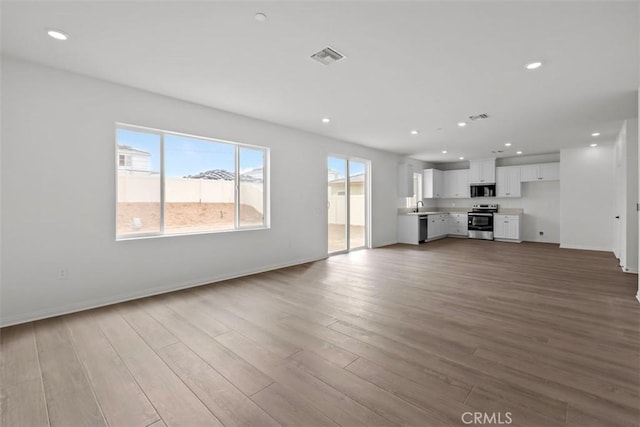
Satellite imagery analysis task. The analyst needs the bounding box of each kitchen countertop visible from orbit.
[399,208,524,215]
[495,209,524,215]
[402,211,442,216]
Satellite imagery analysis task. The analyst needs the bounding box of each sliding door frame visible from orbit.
[327,155,371,255]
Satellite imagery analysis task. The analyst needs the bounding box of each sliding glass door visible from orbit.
[327,156,369,254]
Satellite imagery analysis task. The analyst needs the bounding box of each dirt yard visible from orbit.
[117,202,263,235]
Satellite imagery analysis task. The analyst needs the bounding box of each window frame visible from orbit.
[115,123,270,240]
[407,171,423,208]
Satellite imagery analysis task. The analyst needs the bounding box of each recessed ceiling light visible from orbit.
[459,156,465,160]
[516,151,523,155]
[410,130,419,135]
[525,61,542,70]
[591,132,600,137]
[255,13,267,22]
[47,29,68,40]
[590,143,598,147]
[442,150,448,154]
[321,117,330,123]
[457,122,467,127]
[505,142,512,147]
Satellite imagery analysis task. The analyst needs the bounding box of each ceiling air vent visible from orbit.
[469,113,489,121]
[311,47,345,66]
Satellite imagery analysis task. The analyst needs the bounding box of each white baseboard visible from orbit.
[559,244,613,252]
[373,240,398,248]
[0,255,327,328]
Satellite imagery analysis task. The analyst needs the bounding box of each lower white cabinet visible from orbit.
[427,214,448,239]
[493,214,522,242]
[398,215,420,245]
[399,212,523,244]
[448,213,468,236]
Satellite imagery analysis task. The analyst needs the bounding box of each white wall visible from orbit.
[613,119,638,273]
[496,153,560,167]
[431,153,560,171]
[625,119,638,273]
[0,57,401,326]
[560,145,616,251]
[614,122,627,263]
[637,86,640,301]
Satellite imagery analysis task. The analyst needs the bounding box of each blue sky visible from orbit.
[117,129,365,179]
[328,157,366,179]
[117,128,264,176]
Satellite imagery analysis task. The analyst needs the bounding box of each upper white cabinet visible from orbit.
[423,168,443,198]
[398,163,414,197]
[520,163,559,182]
[442,169,470,198]
[469,158,496,184]
[496,166,521,198]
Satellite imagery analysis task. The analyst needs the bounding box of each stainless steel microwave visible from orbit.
[470,184,496,198]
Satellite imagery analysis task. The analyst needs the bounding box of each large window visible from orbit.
[408,172,423,207]
[116,124,268,239]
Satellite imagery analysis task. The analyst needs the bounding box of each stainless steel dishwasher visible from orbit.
[419,215,428,242]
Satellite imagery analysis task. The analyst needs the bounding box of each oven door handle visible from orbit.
[469,213,494,216]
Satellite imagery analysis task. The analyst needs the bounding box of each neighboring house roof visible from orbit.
[244,167,263,175]
[184,169,261,182]
[185,169,235,180]
[328,168,340,181]
[117,144,151,156]
[328,172,365,185]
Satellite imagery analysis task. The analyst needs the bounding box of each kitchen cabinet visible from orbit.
[493,214,522,242]
[469,158,496,184]
[423,168,443,198]
[398,215,420,244]
[442,169,470,198]
[427,214,448,239]
[496,166,521,198]
[397,163,414,197]
[519,163,559,182]
[448,213,468,236]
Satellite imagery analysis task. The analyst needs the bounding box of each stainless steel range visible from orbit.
[468,204,498,240]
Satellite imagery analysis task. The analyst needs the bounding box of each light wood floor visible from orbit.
[2,239,639,427]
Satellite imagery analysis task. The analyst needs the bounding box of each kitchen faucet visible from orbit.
[415,201,424,212]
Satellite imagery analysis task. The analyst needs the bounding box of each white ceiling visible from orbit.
[2,1,638,162]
